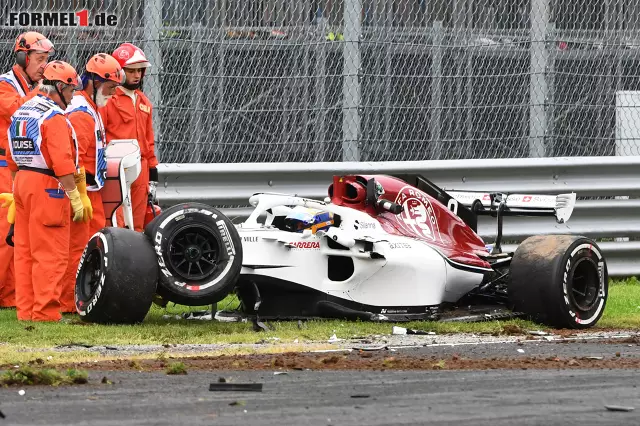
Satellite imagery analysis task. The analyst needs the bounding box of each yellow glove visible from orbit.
[74,167,93,223]
[66,187,84,223]
[0,193,15,225]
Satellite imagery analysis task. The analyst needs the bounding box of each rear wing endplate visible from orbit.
[446,191,577,224]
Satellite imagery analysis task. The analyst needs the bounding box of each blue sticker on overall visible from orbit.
[45,188,65,199]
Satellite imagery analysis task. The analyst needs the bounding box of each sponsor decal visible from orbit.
[153,230,186,287]
[216,220,235,256]
[452,191,558,209]
[33,103,50,113]
[504,194,556,207]
[354,220,376,230]
[78,233,108,315]
[243,236,258,243]
[380,308,408,314]
[563,244,607,325]
[12,139,34,151]
[289,241,320,249]
[394,186,442,242]
[597,260,607,299]
[563,257,572,317]
[154,231,171,277]
[389,242,411,249]
[449,192,489,204]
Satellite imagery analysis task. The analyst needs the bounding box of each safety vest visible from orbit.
[0,69,28,97]
[0,69,30,166]
[65,94,107,191]
[8,94,78,174]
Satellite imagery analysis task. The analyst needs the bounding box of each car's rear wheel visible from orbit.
[508,234,608,329]
[144,203,243,306]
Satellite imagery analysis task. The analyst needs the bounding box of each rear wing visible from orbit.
[446,191,577,224]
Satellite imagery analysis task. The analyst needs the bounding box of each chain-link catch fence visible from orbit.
[2,0,640,163]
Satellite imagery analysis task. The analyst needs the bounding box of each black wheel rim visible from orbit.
[78,248,103,302]
[569,257,600,312]
[167,224,221,281]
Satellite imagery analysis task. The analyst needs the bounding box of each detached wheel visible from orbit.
[75,227,158,324]
[144,203,243,306]
[508,235,608,329]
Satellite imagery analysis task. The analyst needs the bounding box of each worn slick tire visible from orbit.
[75,227,158,324]
[144,203,243,306]
[508,235,608,329]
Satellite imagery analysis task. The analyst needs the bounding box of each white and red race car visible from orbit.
[74,140,608,329]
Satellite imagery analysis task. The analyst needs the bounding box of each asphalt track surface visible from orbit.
[1,339,640,426]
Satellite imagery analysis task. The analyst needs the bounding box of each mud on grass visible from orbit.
[55,350,640,373]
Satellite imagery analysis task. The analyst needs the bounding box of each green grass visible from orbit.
[166,362,187,375]
[0,365,88,386]
[0,279,637,356]
[0,296,540,348]
[597,277,640,328]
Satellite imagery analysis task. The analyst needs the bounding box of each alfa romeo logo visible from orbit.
[394,186,441,242]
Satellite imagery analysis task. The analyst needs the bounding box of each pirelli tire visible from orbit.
[75,227,159,324]
[144,203,243,306]
[508,235,608,329]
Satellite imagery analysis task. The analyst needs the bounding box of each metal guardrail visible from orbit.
[156,156,640,277]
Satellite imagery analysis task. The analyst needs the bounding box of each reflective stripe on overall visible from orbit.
[0,70,27,98]
[65,94,106,190]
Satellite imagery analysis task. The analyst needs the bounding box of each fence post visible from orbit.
[144,0,163,159]
[216,1,227,160]
[190,25,203,162]
[430,21,444,160]
[313,7,327,162]
[381,4,393,156]
[528,0,549,158]
[342,0,362,161]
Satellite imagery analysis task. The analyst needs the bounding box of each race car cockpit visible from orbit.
[283,206,334,234]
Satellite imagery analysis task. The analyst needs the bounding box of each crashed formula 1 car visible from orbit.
[74,142,608,329]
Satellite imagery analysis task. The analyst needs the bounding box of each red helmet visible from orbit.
[144,203,162,228]
[112,43,150,69]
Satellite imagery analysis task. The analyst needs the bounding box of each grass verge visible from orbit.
[594,277,640,328]
[0,365,88,386]
[0,278,636,366]
[0,301,542,347]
